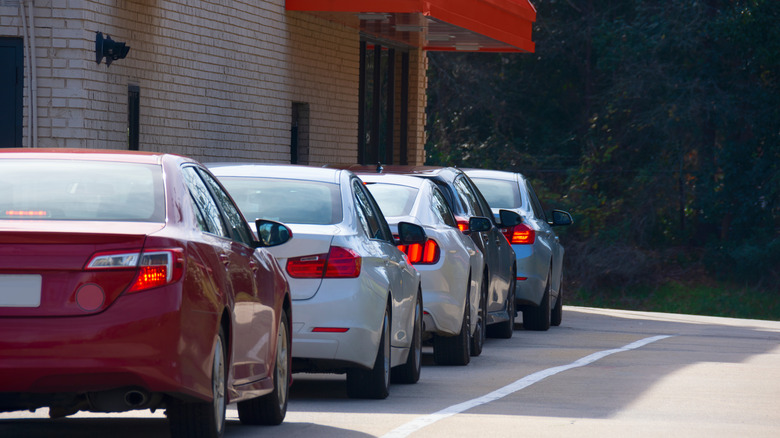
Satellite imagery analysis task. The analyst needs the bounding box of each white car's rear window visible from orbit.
[365,184,418,217]
[219,177,343,225]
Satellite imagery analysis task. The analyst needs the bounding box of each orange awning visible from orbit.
[286,0,536,53]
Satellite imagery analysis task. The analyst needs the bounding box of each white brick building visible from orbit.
[0,0,535,165]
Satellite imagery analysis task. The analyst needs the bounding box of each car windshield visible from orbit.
[364,183,418,217]
[218,177,343,225]
[469,178,522,209]
[0,159,164,222]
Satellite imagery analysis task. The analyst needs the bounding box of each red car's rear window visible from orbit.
[0,159,165,222]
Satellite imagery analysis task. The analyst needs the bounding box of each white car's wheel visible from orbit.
[393,292,422,383]
[433,295,471,366]
[346,308,391,399]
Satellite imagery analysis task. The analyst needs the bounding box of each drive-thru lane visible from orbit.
[2,306,779,437]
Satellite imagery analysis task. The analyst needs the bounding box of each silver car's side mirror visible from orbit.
[549,210,573,227]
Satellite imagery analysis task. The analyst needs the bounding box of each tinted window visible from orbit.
[365,183,418,217]
[0,159,164,222]
[431,188,458,228]
[353,180,384,240]
[197,169,255,246]
[470,178,522,209]
[218,177,342,225]
[362,186,395,242]
[525,181,547,222]
[453,176,482,217]
[428,178,467,216]
[182,166,228,238]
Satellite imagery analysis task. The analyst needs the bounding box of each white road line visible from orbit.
[381,334,673,438]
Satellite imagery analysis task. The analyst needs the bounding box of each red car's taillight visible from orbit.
[397,239,440,265]
[86,248,185,293]
[502,223,535,245]
[286,246,361,279]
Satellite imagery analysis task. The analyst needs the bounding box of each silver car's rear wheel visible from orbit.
[551,284,563,327]
[523,271,552,331]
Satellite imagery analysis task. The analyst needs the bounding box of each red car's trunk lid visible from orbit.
[0,221,163,317]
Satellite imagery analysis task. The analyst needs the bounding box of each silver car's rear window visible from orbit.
[365,184,418,217]
[469,178,522,209]
[219,177,343,225]
[0,159,164,222]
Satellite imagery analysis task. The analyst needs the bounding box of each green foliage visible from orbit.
[568,281,780,321]
[426,0,780,289]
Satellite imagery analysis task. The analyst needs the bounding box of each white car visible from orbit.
[465,169,573,331]
[208,164,424,399]
[360,173,486,366]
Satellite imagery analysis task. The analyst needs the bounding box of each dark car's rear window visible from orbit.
[218,177,343,225]
[469,178,522,209]
[0,159,164,222]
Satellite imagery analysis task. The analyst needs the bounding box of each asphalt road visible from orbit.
[3,306,779,437]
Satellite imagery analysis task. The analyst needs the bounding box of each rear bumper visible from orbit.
[512,244,547,306]
[291,279,386,370]
[0,287,213,402]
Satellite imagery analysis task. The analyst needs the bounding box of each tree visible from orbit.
[426,0,779,288]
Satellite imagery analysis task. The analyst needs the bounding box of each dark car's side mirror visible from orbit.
[397,222,426,245]
[499,209,523,227]
[549,210,573,227]
[255,219,293,247]
[468,217,492,233]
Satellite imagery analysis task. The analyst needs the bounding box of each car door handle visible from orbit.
[219,254,230,266]
[249,258,260,272]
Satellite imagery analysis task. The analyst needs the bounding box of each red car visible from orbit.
[0,149,293,438]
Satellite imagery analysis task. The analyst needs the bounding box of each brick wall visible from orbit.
[0,1,428,164]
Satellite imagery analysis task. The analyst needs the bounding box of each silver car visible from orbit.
[465,169,573,331]
[208,164,424,399]
[359,173,486,366]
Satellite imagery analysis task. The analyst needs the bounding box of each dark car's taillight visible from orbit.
[286,246,361,279]
[397,239,440,265]
[86,248,185,293]
[502,223,536,245]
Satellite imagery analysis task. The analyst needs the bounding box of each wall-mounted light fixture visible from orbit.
[95,31,130,67]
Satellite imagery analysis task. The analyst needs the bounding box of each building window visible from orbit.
[128,85,140,150]
[291,102,310,164]
[359,40,410,165]
[0,38,24,148]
